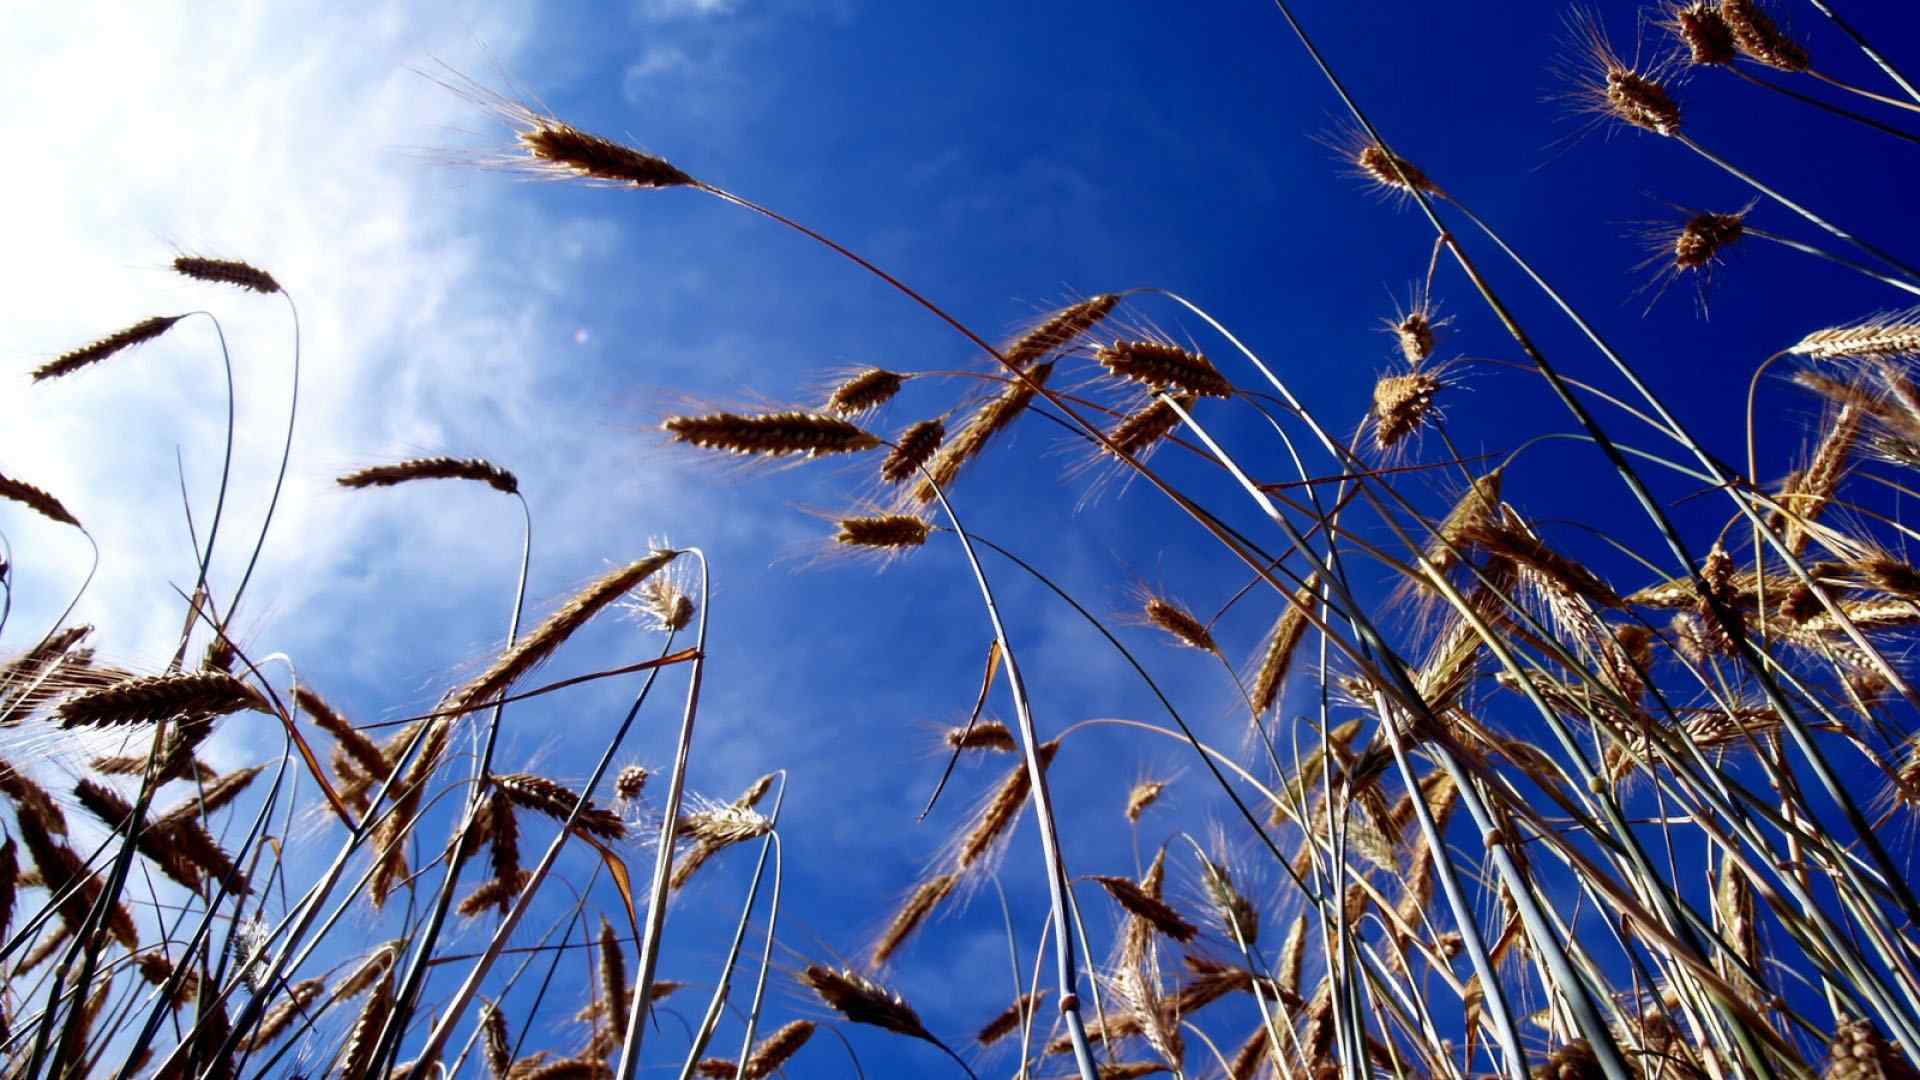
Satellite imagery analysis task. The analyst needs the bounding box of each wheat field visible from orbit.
[6,2,1920,1078]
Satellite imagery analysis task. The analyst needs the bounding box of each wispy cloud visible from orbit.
[637,0,744,20]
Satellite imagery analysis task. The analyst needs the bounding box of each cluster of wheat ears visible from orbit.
[6,2,1920,1078]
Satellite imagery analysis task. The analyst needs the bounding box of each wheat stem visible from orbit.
[370,493,533,1072]
[1800,0,1920,105]
[675,778,784,1080]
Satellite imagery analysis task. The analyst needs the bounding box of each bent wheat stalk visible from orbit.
[675,776,785,1080]
[409,600,695,1074]
[367,491,532,1073]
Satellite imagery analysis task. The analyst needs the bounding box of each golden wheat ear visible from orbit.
[446,549,678,717]
[493,773,626,840]
[1722,0,1810,71]
[1089,874,1199,943]
[1104,394,1191,463]
[663,410,881,457]
[1370,369,1448,452]
[1247,576,1317,719]
[1136,592,1218,655]
[479,1001,512,1080]
[975,991,1046,1047]
[952,738,1062,872]
[1672,209,1747,271]
[1353,141,1444,197]
[613,763,650,804]
[880,417,945,486]
[1791,311,1920,361]
[1003,293,1121,369]
[517,118,695,188]
[55,671,268,728]
[1574,14,1684,136]
[1663,2,1738,66]
[834,513,932,550]
[746,1019,815,1075]
[944,719,1015,753]
[911,361,1055,504]
[1096,340,1233,398]
[870,873,957,969]
[798,964,938,1043]
[825,368,906,416]
[1125,778,1169,823]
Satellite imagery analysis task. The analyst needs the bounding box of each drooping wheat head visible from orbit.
[1090,874,1200,944]
[1139,591,1220,655]
[494,772,627,840]
[825,368,907,416]
[56,671,268,728]
[1096,340,1234,399]
[445,550,679,718]
[911,361,1055,504]
[663,410,881,458]
[798,964,938,1044]
[742,1019,815,1078]
[0,471,82,529]
[976,990,1046,1047]
[880,417,946,486]
[506,105,695,188]
[33,315,186,382]
[870,872,958,967]
[173,256,282,294]
[835,513,932,550]
[337,457,520,495]
[1003,294,1122,370]
[954,738,1062,871]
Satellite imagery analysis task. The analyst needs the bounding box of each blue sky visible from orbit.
[6,0,1920,1076]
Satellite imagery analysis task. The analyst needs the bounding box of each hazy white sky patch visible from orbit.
[636,0,743,20]
[0,1,713,765]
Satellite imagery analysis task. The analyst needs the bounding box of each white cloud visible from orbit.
[626,43,696,82]
[636,0,743,19]
[0,2,688,667]
[0,0,747,834]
